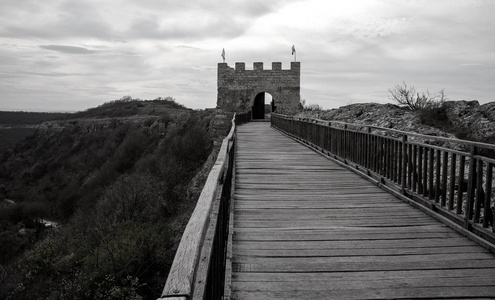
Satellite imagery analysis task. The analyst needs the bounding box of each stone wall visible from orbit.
[217,62,300,115]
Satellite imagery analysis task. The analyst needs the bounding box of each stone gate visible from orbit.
[217,62,300,117]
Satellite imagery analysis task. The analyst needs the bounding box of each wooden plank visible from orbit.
[233,268,495,282]
[232,277,495,291]
[233,245,486,257]
[233,238,477,250]
[232,287,495,300]
[235,193,404,199]
[234,251,495,263]
[234,219,440,228]
[234,208,429,216]
[234,203,410,210]
[232,258,495,273]
[234,198,410,204]
[233,230,465,241]
[233,223,455,233]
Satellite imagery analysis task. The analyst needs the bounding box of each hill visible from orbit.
[0,97,232,299]
[0,97,192,153]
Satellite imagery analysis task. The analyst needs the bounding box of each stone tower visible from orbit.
[217,62,300,117]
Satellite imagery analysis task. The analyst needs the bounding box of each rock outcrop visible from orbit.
[443,101,495,141]
[297,101,495,145]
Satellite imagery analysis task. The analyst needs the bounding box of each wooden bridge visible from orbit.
[159,113,495,300]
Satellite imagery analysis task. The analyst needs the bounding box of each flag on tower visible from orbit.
[221,48,225,62]
[291,45,296,55]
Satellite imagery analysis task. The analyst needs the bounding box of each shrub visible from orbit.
[417,104,452,130]
[95,173,164,224]
[389,82,446,111]
[0,226,28,264]
[299,99,323,112]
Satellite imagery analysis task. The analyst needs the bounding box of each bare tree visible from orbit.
[388,82,447,110]
[300,98,323,111]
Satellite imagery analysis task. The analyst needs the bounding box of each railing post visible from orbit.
[435,149,441,203]
[483,163,493,229]
[344,124,348,160]
[474,157,484,223]
[457,155,465,215]
[419,146,425,193]
[448,153,456,210]
[428,148,435,200]
[411,145,417,192]
[423,148,428,197]
[465,145,477,229]
[441,151,448,207]
[365,127,371,169]
[401,134,408,190]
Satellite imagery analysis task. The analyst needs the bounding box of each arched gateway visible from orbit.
[217,62,300,118]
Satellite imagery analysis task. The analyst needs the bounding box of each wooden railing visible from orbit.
[271,113,495,250]
[235,110,251,125]
[159,112,249,300]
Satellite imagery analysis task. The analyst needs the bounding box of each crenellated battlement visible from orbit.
[218,62,300,72]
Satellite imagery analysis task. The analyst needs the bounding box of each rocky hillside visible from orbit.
[298,100,495,145]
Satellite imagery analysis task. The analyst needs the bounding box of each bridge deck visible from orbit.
[231,122,495,300]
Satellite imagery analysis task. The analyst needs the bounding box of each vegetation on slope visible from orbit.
[71,96,189,119]
[0,97,231,299]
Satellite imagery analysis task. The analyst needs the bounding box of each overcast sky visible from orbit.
[1,0,494,112]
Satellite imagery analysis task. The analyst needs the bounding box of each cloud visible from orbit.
[176,45,202,50]
[0,0,494,112]
[39,45,96,54]
[0,0,291,42]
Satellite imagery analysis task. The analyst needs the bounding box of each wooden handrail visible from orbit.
[159,112,249,300]
[271,113,495,251]
[275,113,495,150]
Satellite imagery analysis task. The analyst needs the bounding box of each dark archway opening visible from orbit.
[252,92,265,119]
[252,92,274,119]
